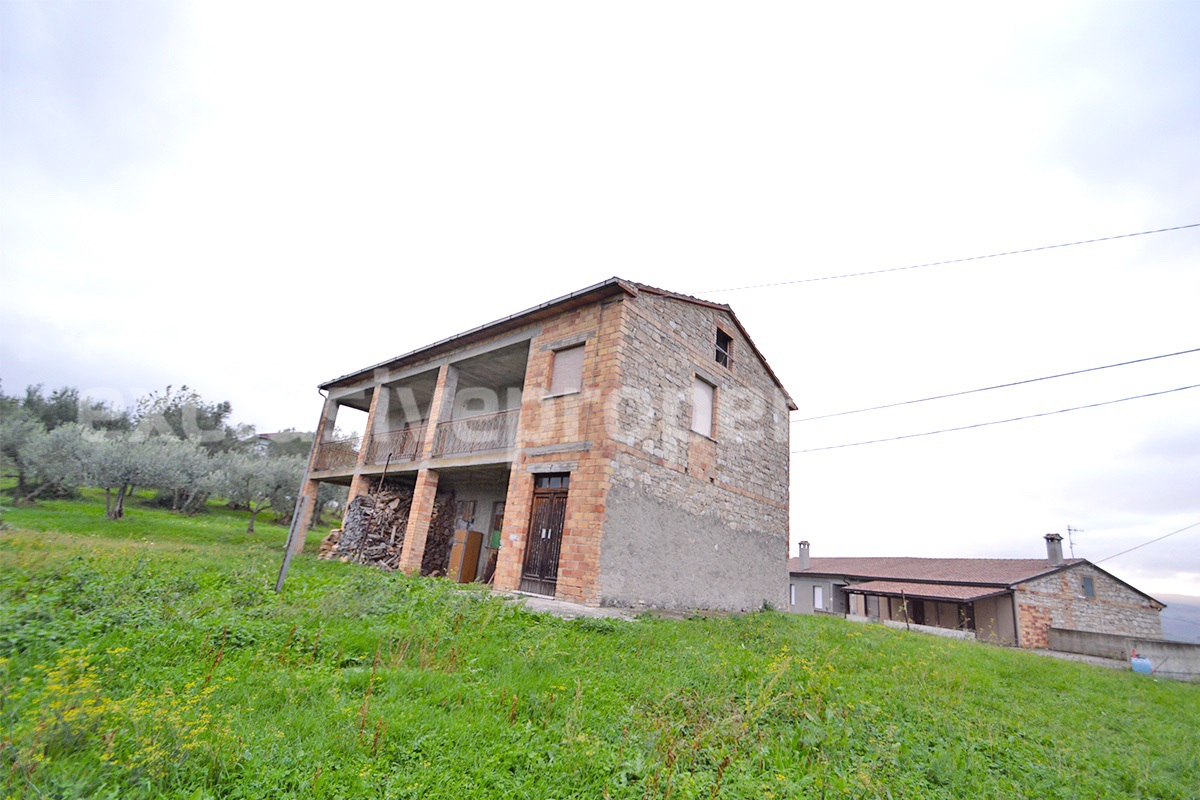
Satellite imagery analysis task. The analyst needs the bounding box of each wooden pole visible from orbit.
[275,495,309,593]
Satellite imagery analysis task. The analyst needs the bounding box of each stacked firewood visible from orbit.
[418,490,457,577]
[319,483,414,571]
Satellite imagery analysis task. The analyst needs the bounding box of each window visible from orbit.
[549,345,584,395]
[813,585,824,610]
[715,329,733,367]
[789,584,796,606]
[535,474,570,490]
[691,377,715,436]
[1082,576,1095,599]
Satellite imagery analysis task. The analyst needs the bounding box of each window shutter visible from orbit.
[550,345,585,395]
[691,377,714,436]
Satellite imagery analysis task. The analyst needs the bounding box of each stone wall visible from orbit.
[599,292,792,611]
[1015,564,1163,648]
[610,292,791,507]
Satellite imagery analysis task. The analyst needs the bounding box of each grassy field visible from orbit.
[1,492,1197,799]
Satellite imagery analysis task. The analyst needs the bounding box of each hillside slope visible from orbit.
[2,496,1197,799]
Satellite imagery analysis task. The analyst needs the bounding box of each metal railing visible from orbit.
[363,425,426,465]
[312,435,360,471]
[313,410,517,470]
[432,409,520,456]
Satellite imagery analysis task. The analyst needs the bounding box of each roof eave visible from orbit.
[319,277,636,390]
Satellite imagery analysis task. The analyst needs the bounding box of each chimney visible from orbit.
[1044,533,1064,566]
[796,540,810,570]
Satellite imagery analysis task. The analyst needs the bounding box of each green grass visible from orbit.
[1,494,1197,799]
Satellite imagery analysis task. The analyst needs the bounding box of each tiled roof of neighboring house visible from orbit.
[787,556,1085,587]
[841,580,1010,603]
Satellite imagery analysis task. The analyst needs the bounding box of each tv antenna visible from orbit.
[1066,525,1083,558]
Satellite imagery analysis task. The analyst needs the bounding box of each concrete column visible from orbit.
[398,468,440,574]
[418,363,458,460]
[290,395,339,556]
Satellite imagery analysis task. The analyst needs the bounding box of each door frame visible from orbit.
[519,473,570,596]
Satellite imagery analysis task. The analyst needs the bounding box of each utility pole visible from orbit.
[1066,525,1083,559]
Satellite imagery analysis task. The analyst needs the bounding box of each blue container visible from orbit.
[1130,656,1153,675]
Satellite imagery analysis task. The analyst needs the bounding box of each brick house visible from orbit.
[786,535,1165,647]
[293,278,796,611]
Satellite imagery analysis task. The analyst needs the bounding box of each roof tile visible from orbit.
[787,555,1083,586]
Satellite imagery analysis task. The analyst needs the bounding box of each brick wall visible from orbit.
[1017,603,1054,649]
[493,298,624,605]
[1015,564,1163,648]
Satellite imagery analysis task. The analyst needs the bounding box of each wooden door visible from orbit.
[519,474,569,596]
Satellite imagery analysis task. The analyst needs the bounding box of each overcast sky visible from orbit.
[3,2,1198,595]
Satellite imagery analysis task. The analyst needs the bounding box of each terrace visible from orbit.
[311,340,528,475]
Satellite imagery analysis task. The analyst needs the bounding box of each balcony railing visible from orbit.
[433,409,520,456]
[312,435,360,471]
[363,425,426,465]
[312,410,518,471]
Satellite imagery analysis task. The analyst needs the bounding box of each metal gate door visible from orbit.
[519,475,569,596]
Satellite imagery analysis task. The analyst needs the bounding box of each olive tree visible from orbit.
[133,385,249,454]
[150,436,218,515]
[24,423,92,498]
[83,436,164,519]
[220,453,306,533]
[0,404,44,501]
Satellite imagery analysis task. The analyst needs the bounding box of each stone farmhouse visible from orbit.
[787,535,1165,648]
[294,278,796,611]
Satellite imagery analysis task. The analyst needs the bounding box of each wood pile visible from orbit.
[315,482,458,576]
[318,482,414,571]
[419,490,457,577]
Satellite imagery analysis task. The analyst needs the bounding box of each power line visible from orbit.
[793,383,1200,453]
[1094,520,1200,565]
[702,222,1200,293]
[794,346,1200,423]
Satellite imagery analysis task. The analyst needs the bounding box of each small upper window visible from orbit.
[691,377,715,436]
[549,345,584,395]
[715,329,733,367]
[535,474,570,490]
[1082,576,1095,599]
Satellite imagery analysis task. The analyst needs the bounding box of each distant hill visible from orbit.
[1159,594,1200,644]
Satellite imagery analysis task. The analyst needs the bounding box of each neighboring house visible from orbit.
[244,430,312,457]
[293,278,796,611]
[787,535,1165,648]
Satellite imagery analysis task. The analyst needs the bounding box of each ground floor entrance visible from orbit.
[519,473,569,596]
